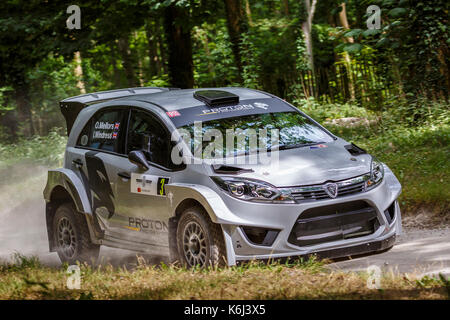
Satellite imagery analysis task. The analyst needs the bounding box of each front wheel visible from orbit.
[53,203,100,265]
[176,207,227,268]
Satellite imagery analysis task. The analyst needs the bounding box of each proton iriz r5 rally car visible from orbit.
[43,87,402,266]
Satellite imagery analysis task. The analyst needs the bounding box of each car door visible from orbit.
[71,107,131,241]
[112,108,175,247]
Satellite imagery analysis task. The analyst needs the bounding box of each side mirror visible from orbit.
[128,150,150,171]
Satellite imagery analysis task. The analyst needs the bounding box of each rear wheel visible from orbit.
[53,203,99,265]
[176,207,226,268]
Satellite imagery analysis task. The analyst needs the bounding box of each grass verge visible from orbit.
[0,254,448,300]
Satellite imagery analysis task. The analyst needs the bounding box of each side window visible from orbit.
[77,108,127,154]
[127,110,171,168]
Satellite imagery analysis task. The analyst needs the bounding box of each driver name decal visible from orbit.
[92,121,121,140]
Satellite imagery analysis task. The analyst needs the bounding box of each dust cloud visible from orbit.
[0,162,163,268]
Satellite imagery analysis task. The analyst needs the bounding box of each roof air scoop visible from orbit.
[193,90,239,106]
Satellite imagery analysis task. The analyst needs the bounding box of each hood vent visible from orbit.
[344,143,367,156]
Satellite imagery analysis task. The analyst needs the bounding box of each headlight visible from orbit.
[211,176,295,203]
[367,157,384,189]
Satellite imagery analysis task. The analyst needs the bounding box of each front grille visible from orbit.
[284,174,368,202]
[288,201,379,247]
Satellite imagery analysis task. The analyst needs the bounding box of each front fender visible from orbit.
[165,183,257,226]
[44,169,95,252]
[165,183,250,266]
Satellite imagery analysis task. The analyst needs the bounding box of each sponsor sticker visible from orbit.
[166,111,181,118]
[253,102,269,110]
[198,104,255,116]
[128,217,169,233]
[131,173,170,196]
[310,144,328,149]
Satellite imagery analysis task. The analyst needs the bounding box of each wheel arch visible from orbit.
[166,184,240,266]
[44,169,94,252]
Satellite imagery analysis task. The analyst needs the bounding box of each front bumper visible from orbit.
[216,165,402,265]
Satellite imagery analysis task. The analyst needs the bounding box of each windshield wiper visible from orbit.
[277,142,326,151]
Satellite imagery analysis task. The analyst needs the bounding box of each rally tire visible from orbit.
[176,206,227,268]
[53,203,100,265]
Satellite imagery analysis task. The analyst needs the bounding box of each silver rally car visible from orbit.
[43,87,402,267]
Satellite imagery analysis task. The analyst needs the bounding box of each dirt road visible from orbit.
[329,227,450,277]
[0,197,157,268]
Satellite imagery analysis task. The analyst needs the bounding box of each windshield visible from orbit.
[177,111,334,158]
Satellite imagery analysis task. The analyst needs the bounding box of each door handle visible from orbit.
[72,159,83,167]
[118,172,131,180]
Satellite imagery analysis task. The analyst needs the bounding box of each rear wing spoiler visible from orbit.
[60,87,177,135]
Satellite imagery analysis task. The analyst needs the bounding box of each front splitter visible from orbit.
[236,234,396,263]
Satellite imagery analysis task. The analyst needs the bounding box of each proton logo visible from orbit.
[323,182,338,198]
[253,102,269,110]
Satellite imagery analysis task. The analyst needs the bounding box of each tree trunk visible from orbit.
[1,111,18,141]
[338,2,355,101]
[14,81,34,137]
[117,36,138,87]
[156,19,169,75]
[283,0,290,16]
[74,51,86,94]
[109,43,123,88]
[244,0,253,25]
[195,28,216,85]
[223,0,249,82]
[301,0,317,73]
[163,4,194,89]
[133,31,145,86]
[338,3,353,43]
[146,21,160,78]
[0,90,18,141]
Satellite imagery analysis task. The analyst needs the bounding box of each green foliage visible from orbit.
[192,20,239,87]
[240,17,300,96]
[340,0,450,99]
[1,0,447,139]
[0,1,61,84]
[0,128,67,167]
[240,32,262,89]
[302,96,450,212]
[294,97,375,122]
